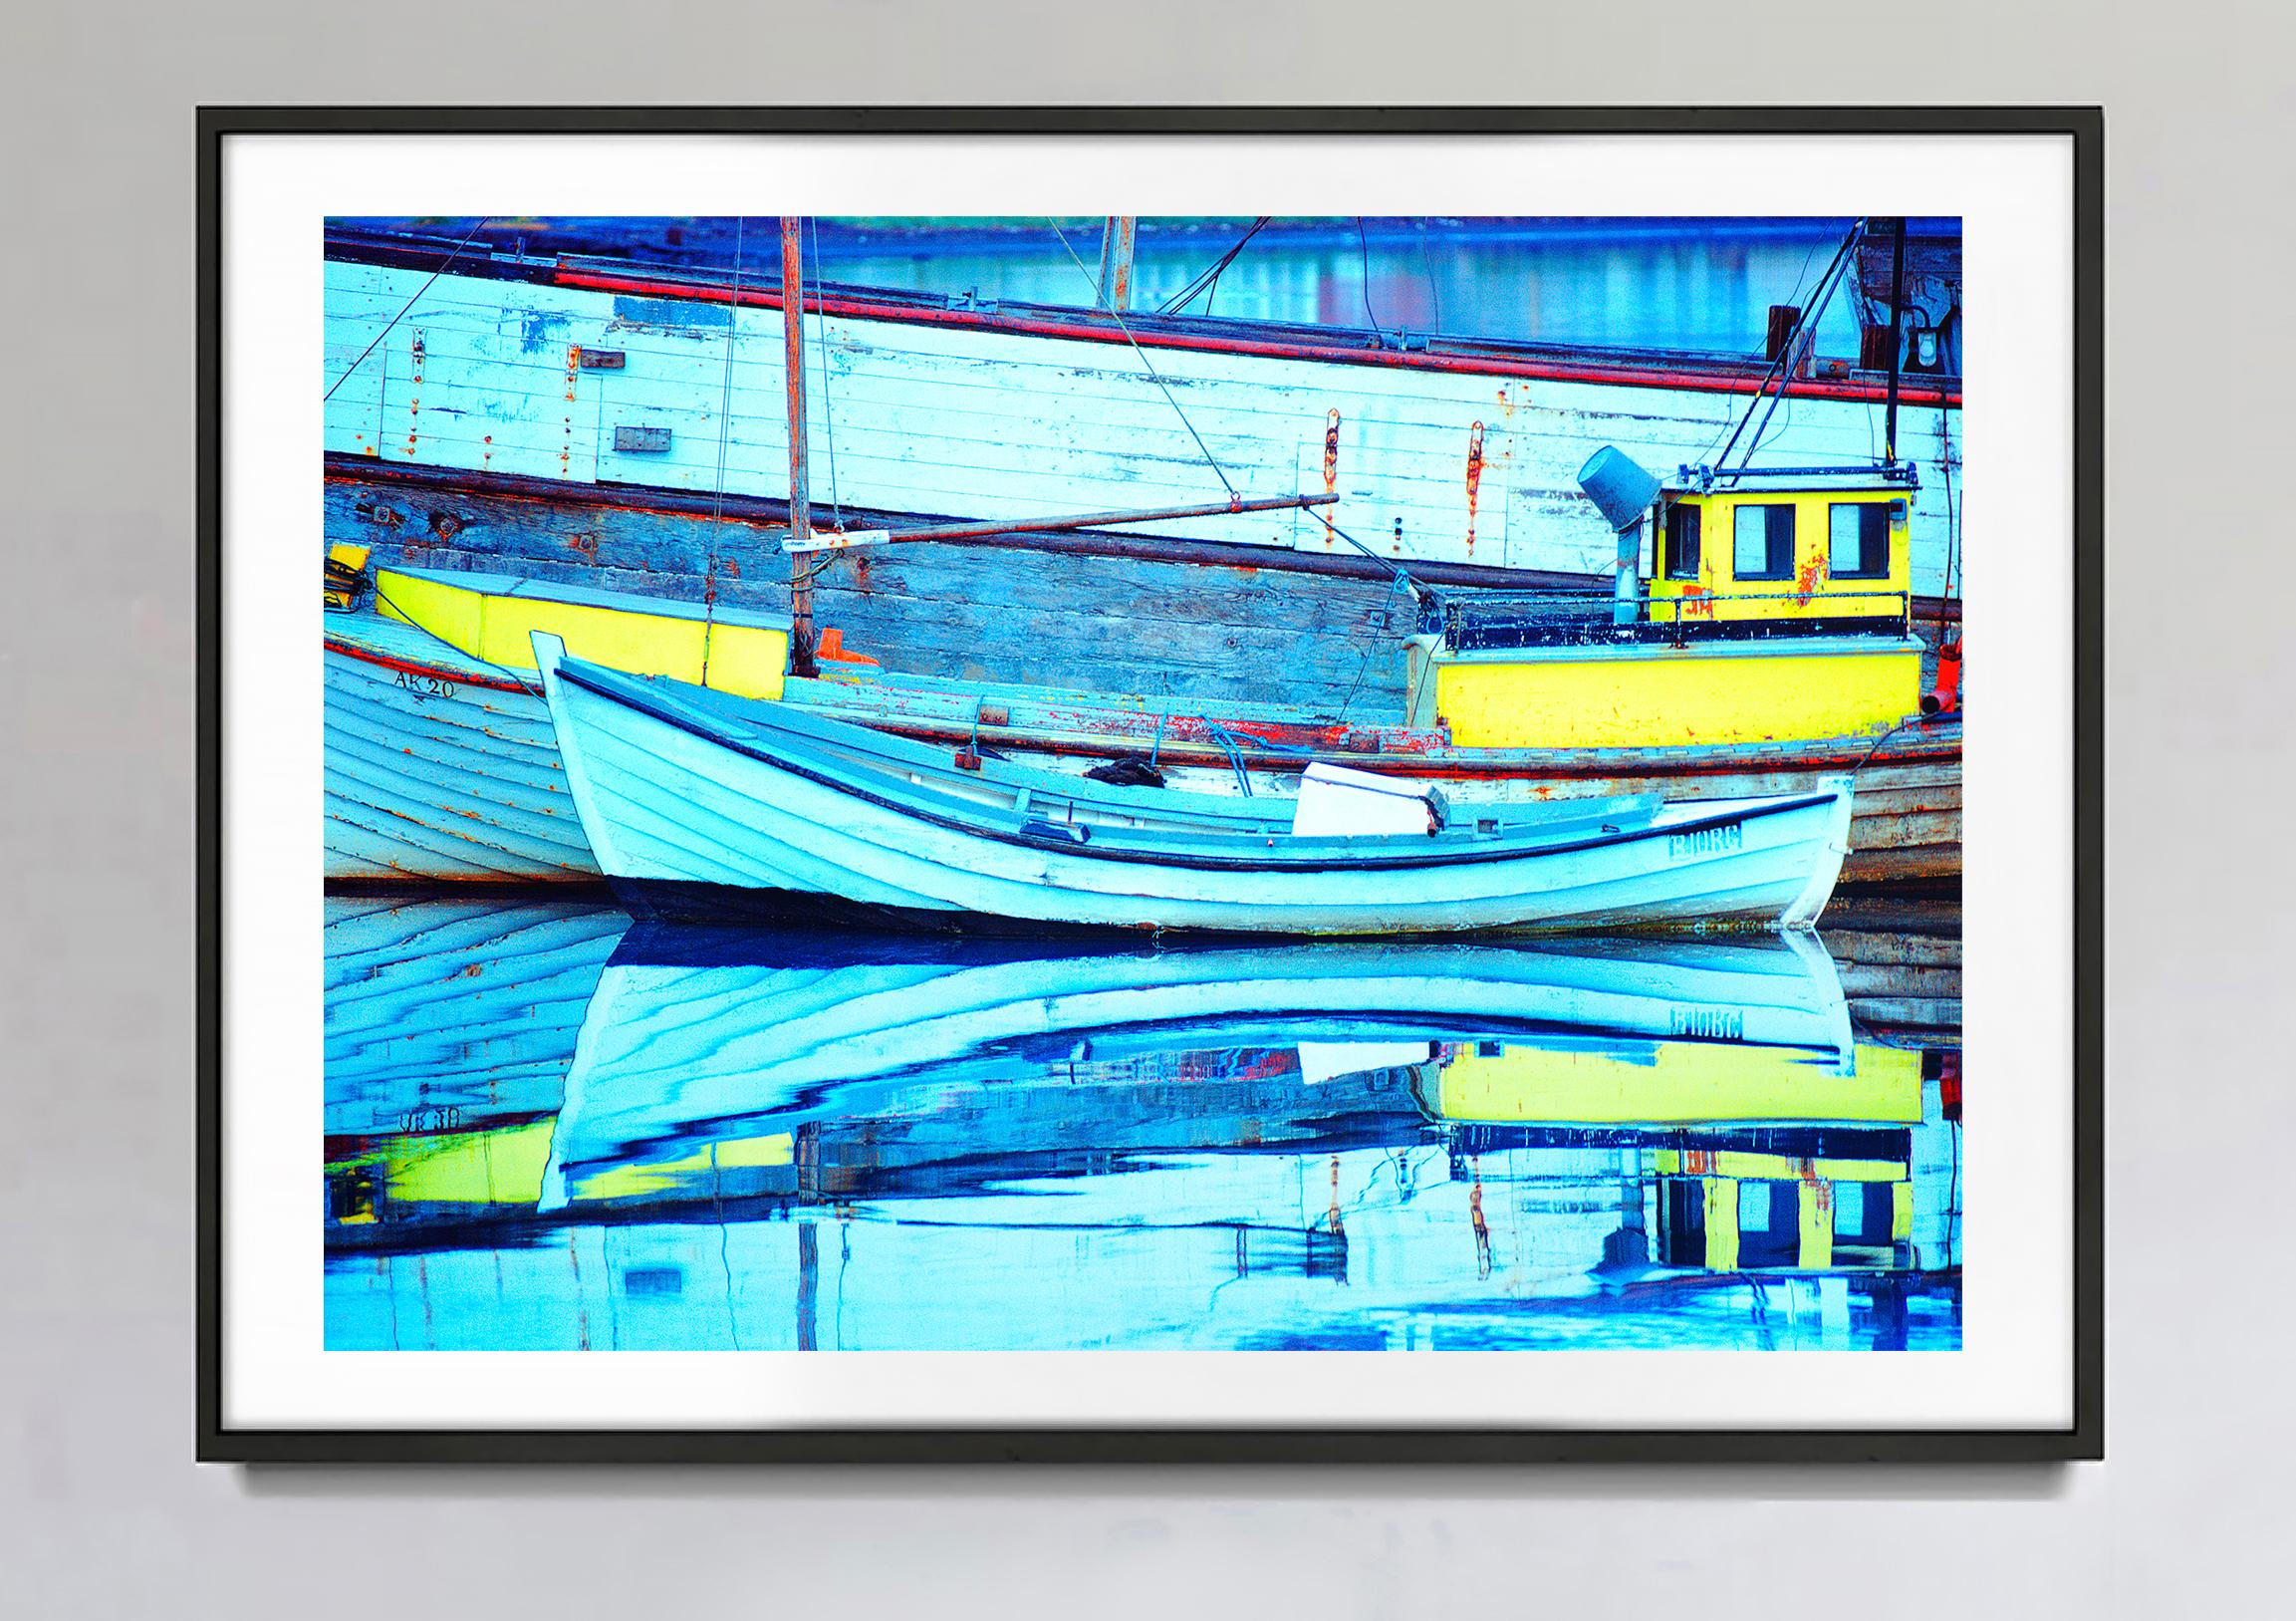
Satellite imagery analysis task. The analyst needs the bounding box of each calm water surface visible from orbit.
[324,898,1961,1352]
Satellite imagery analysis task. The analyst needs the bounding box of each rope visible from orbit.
[1844,713,1922,778]
[1208,727,1254,798]
[1202,719,1316,760]
[323,217,492,403]
[699,215,746,689]
[1046,219,1239,502]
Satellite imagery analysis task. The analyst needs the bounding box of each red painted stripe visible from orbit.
[552,268,1963,409]
[325,637,535,695]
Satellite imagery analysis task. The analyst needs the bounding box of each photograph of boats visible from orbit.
[320,213,1964,1352]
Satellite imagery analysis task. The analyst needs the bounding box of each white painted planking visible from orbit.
[324,259,1962,591]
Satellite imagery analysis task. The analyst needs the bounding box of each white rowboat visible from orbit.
[533,633,1854,937]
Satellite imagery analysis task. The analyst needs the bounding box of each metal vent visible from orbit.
[613,424,671,454]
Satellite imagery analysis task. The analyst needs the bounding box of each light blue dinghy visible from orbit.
[532,634,1855,937]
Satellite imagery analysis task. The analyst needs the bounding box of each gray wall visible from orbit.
[3,3,2285,1615]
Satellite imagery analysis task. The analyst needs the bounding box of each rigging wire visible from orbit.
[1712,220,1865,475]
[808,215,849,537]
[1046,219,1239,502]
[1298,507,1431,724]
[698,215,746,688]
[1158,216,1271,316]
[1695,224,1838,466]
[323,216,493,403]
[1416,217,1441,334]
[1357,217,1389,346]
[1309,509,1428,605]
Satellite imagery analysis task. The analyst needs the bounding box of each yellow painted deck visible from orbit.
[1430,636,1925,749]
[376,566,793,701]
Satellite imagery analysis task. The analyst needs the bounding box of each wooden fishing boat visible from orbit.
[1818,897,1963,1031]
[321,215,1956,889]
[323,582,1955,886]
[324,612,595,882]
[371,564,792,698]
[320,218,1961,748]
[324,575,791,883]
[323,224,1960,594]
[532,635,1856,936]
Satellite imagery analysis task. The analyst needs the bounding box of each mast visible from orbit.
[781,215,817,677]
[1097,215,1138,311]
[1883,215,1909,467]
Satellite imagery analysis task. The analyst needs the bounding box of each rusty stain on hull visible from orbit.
[1463,420,1484,557]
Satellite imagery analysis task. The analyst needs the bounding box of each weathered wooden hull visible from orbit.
[324,462,1516,714]
[324,239,1962,591]
[1821,900,1964,1033]
[1424,753,1957,889]
[321,232,1964,897]
[324,613,598,881]
[322,609,1958,887]
[536,648,1857,937]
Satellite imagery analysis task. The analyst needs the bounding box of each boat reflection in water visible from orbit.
[323,899,1962,1351]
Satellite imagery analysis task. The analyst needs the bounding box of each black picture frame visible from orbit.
[199,104,2104,1465]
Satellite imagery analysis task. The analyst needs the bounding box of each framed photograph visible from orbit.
[200,107,2101,1462]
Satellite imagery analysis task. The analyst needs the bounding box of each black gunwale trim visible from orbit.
[559,662,1837,876]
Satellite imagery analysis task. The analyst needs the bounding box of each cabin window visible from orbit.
[1731,504,1794,581]
[1736,1181,1801,1268]
[1829,502,1891,579]
[1662,505,1701,580]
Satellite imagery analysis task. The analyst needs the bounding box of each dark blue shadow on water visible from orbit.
[322,897,1962,1352]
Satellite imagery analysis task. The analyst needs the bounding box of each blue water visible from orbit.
[323,899,1962,1353]
[337,216,1960,359]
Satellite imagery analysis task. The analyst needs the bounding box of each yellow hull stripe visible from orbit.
[1433,640,1923,749]
[377,568,789,701]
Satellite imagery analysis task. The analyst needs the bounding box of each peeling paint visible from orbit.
[516,309,569,353]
